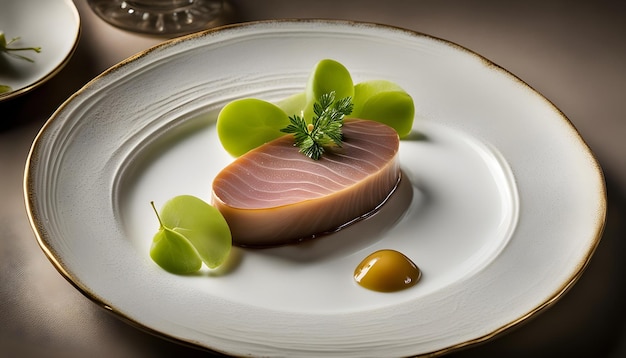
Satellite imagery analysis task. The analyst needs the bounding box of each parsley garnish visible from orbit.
[280,91,353,160]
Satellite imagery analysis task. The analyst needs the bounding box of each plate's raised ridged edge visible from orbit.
[433,187,606,358]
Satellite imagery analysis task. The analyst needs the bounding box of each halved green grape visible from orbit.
[351,80,404,116]
[149,195,232,274]
[217,98,290,157]
[217,60,416,158]
[351,80,415,137]
[275,91,307,118]
[303,59,354,120]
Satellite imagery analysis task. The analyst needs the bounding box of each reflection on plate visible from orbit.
[24,20,606,357]
[0,0,80,101]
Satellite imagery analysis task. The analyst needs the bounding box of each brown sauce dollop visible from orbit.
[354,249,421,292]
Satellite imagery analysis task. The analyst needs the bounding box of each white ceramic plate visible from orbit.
[0,0,80,101]
[25,20,606,357]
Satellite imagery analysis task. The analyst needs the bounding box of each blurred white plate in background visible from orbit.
[0,0,80,101]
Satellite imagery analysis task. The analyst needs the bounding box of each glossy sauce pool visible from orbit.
[354,249,421,292]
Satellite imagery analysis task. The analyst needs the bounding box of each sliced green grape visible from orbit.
[217,60,416,158]
[351,80,404,115]
[149,195,232,274]
[275,91,307,118]
[217,98,290,157]
[303,59,354,120]
[351,80,415,137]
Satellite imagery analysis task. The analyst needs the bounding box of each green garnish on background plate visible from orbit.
[0,31,41,62]
[1,31,42,93]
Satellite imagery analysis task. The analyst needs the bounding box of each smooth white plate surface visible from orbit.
[25,20,605,357]
[0,0,80,101]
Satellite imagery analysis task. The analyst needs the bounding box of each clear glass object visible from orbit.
[87,0,230,36]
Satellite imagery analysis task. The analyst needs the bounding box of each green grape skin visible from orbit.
[275,92,307,118]
[303,59,354,120]
[150,195,232,273]
[217,60,415,158]
[351,80,404,116]
[217,98,290,157]
[150,224,203,274]
[351,80,415,138]
[275,59,355,122]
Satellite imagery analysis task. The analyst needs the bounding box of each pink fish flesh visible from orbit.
[211,119,401,247]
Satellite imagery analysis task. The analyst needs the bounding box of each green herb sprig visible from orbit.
[280,91,353,160]
[1,31,42,63]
